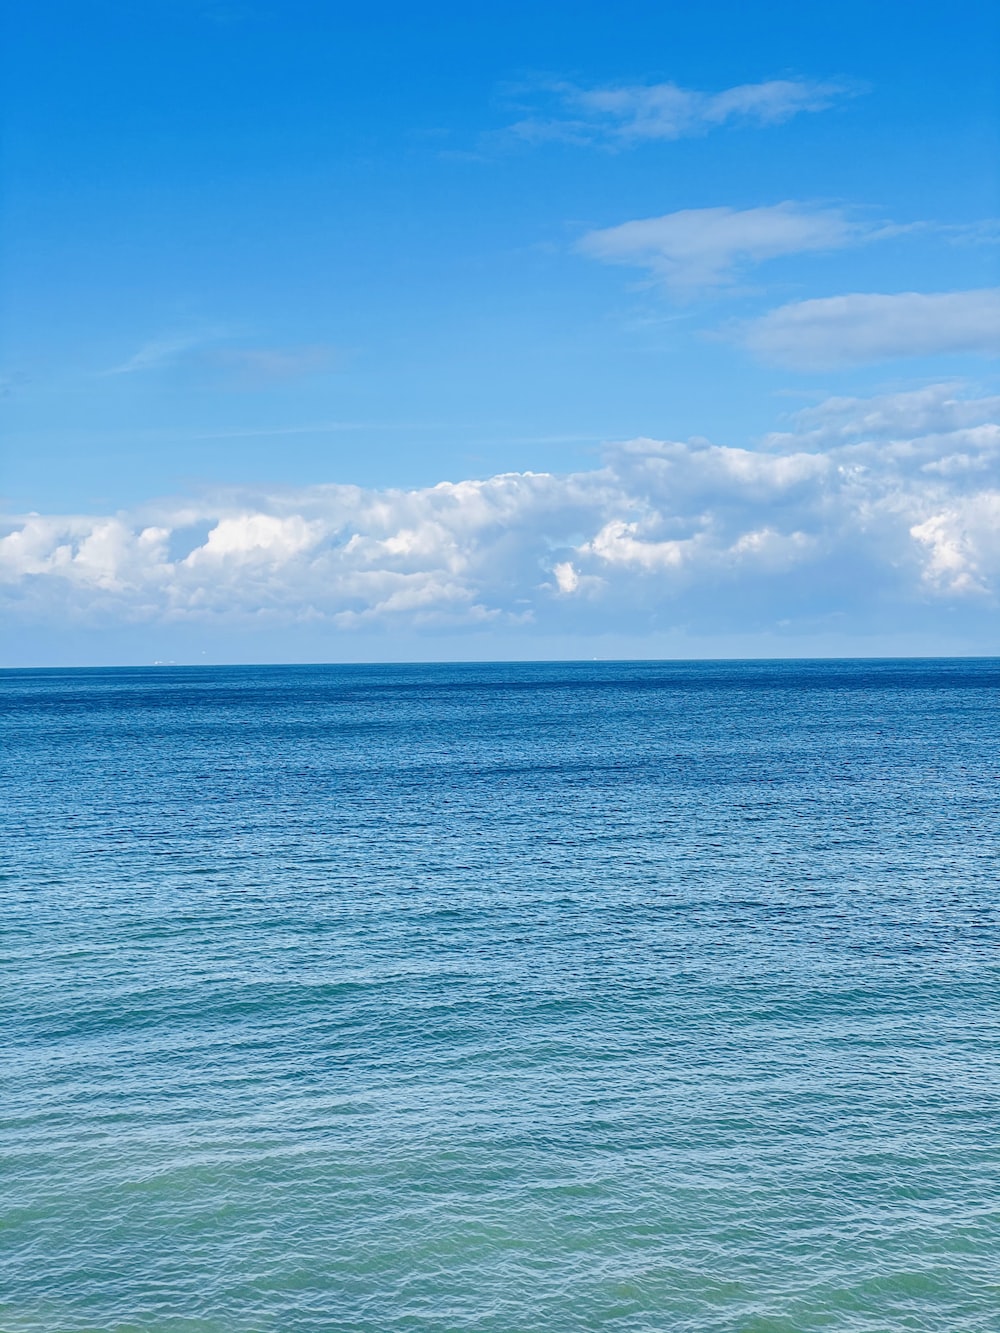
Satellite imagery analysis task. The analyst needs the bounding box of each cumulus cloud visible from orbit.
[741,288,1000,368]
[578,203,869,294]
[909,497,1000,595]
[3,389,999,637]
[508,77,848,145]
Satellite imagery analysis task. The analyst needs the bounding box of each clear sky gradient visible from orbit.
[2,0,999,663]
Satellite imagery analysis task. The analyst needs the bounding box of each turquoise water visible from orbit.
[2,660,999,1333]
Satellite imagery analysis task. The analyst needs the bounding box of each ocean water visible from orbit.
[2,659,999,1333]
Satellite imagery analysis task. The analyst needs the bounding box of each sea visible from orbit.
[2,659,998,1333]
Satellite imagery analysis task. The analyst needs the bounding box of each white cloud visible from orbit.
[579,203,862,293]
[552,561,580,593]
[764,383,1000,449]
[185,514,323,564]
[509,77,848,145]
[907,488,1000,595]
[741,288,1000,368]
[3,389,999,638]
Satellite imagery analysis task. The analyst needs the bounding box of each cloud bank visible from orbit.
[4,388,999,644]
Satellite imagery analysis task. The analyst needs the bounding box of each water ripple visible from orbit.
[2,661,999,1331]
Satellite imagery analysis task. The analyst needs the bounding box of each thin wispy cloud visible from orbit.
[506,76,852,146]
[0,370,30,396]
[740,288,1000,368]
[103,332,219,376]
[209,345,340,387]
[763,383,1000,449]
[3,388,998,633]
[103,334,339,386]
[578,203,877,294]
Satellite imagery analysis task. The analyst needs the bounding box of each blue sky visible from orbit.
[2,0,999,663]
